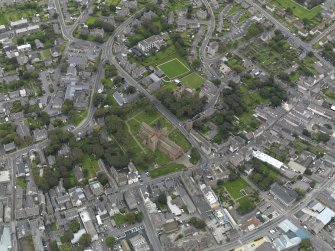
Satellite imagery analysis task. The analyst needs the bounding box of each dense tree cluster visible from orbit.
[17,24,59,49]
[322,42,335,66]
[245,23,265,40]
[170,33,189,57]
[247,159,279,190]
[189,217,206,230]
[189,148,201,164]
[157,91,207,119]
[87,18,114,33]
[104,63,118,79]
[128,15,171,47]
[205,77,286,142]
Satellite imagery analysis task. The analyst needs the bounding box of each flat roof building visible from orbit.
[252,150,284,169]
[129,234,150,251]
[270,183,298,207]
[0,171,10,183]
[79,208,98,241]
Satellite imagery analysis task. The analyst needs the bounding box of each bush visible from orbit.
[190,148,200,164]
[189,217,206,230]
[69,219,80,233]
[106,236,116,247]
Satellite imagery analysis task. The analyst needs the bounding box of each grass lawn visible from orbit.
[71,110,88,126]
[149,163,184,178]
[153,150,172,166]
[181,72,205,89]
[19,235,35,251]
[290,139,324,156]
[237,196,255,214]
[0,2,45,25]
[106,0,121,5]
[112,213,128,225]
[82,154,99,179]
[168,129,191,152]
[323,89,335,100]
[42,49,51,59]
[150,116,173,130]
[271,0,322,20]
[86,16,98,26]
[157,58,190,79]
[224,178,248,199]
[134,111,160,125]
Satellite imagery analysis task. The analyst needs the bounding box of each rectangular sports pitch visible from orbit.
[181,72,205,89]
[157,58,190,79]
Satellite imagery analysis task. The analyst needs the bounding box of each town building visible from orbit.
[137,35,166,53]
[129,234,150,251]
[270,183,298,207]
[78,208,98,241]
[32,129,48,142]
[139,122,183,160]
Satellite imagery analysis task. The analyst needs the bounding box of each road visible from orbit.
[199,0,219,79]
[105,14,210,165]
[310,20,335,45]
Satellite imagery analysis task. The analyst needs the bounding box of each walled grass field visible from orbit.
[181,72,205,89]
[157,58,190,79]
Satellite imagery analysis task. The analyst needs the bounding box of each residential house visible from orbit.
[207,41,219,57]
[32,129,47,142]
[3,142,15,153]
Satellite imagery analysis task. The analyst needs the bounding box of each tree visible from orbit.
[125,86,136,94]
[190,148,200,164]
[157,193,167,206]
[113,76,122,86]
[189,217,206,230]
[217,179,224,186]
[285,7,293,15]
[110,5,116,12]
[302,129,311,137]
[69,219,80,233]
[106,236,116,247]
[72,147,84,162]
[49,241,59,251]
[93,93,105,107]
[79,234,91,248]
[60,231,73,244]
[212,79,221,86]
[315,132,330,143]
[135,212,144,222]
[62,100,74,115]
[97,172,109,186]
[192,59,201,69]
[126,212,136,223]
[299,239,313,250]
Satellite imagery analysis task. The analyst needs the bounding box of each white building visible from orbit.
[17,44,31,52]
[10,19,28,28]
[252,150,284,169]
[138,35,165,53]
[200,184,219,209]
[167,196,182,216]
